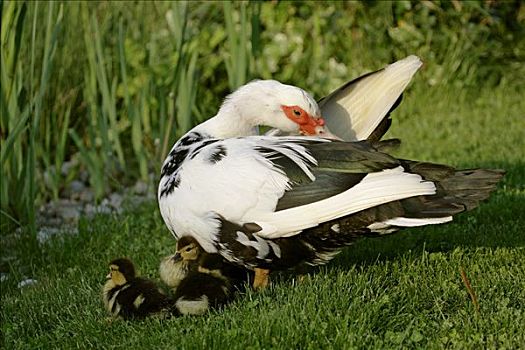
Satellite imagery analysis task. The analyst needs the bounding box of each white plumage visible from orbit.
[159,136,322,252]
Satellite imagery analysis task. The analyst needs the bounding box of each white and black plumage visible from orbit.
[102,258,172,320]
[158,56,504,286]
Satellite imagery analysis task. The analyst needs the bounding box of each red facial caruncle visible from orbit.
[281,105,326,135]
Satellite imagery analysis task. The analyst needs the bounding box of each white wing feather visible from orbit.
[251,166,437,239]
[320,55,422,141]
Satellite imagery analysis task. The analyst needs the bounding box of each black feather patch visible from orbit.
[177,132,204,147]
[160,133,218,197]
[189,139,218,159]
[208,145,227,163]
[160,148,189,178]
[160,147,189,197]
[215,218,282,269]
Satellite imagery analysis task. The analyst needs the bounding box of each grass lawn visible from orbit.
[2,81,524,349]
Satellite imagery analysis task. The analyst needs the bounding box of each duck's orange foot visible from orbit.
[253,268,270,290]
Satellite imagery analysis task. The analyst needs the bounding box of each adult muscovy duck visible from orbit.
[158,57,503,288]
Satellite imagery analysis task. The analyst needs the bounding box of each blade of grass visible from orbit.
[68,129,105,200]
[460,266,480,315]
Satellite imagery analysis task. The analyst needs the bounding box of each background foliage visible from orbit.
[2,0,524,234]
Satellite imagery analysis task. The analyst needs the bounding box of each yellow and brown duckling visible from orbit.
[159,236,252,315]
[159,236,252,292]
[171,270,232,316]
[103,258,172,320]
[159,236,201,290]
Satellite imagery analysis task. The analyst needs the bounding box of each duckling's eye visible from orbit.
[185,246,192,252]
[293,109,301,116]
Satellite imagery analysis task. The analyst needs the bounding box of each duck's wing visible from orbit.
[221,138,503,239]
[271,140,401,211]
[247,140,440,238]
[318,55,422,142]
[214,165,503,269]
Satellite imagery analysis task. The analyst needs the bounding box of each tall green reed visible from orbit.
[223,1,261,90]
[1,2,64,234]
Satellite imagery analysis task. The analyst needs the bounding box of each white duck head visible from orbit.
[194,80,330,138]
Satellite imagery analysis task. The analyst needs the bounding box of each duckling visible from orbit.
[171,270,232,316]
[159,236,251,292]
[103,258,172,320]
[159,236,201,290]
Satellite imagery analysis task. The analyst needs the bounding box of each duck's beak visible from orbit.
[314,125,342,140]
[171,252,182,263]
[299,115,327,136]
[106,272,111,279]
[300,116,342,140]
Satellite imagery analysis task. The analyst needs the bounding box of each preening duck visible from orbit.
[158,56,504,288]
[268,54,423,142]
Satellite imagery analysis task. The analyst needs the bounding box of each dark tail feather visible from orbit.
[438,169,505,210]
[400,161,505,211]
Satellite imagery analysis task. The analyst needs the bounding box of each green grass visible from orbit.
[2,81,524,349]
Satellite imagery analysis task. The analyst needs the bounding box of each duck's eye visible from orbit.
[293,109,301,116]
[185,246,192,252]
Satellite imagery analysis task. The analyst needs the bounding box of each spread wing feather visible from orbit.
[319,55,422,141]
